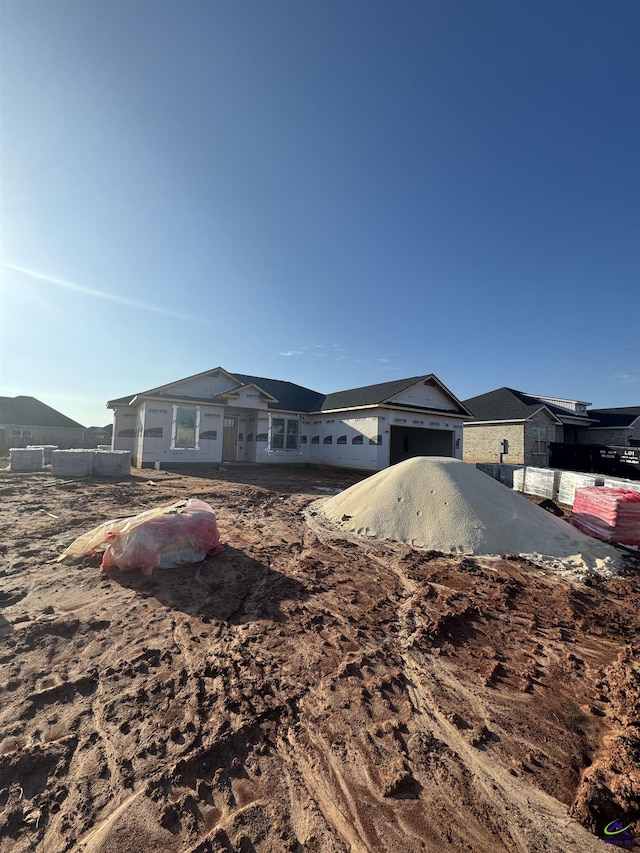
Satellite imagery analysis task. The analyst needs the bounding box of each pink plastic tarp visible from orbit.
[571,487,640,546]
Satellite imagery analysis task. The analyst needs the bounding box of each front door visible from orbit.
[222,417,238,461]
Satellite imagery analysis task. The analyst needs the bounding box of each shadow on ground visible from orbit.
[0,612,11,638]
[106,545,310,623]
[131,463,370,494]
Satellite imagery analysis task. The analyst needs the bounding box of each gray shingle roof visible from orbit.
[230,374,325,412]
[462,388,561,422]
[0,396,85,429]
[588,407,640,428]
[108,370,469,416]
[321,376,425,411]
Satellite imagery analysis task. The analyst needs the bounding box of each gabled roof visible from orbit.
[107,368,469,417]
[0,396,85,429]
[588,406,640,428]
[462,387,567,423]
[108,367,240,408]
[230,374,325,412]
[319,374,471,416]
[108,369,325,413]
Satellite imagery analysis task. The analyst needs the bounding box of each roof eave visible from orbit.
[463,418,528,426]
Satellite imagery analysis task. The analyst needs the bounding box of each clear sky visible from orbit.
[1,0,638,428]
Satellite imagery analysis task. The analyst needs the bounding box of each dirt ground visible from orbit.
[0,462,638,852]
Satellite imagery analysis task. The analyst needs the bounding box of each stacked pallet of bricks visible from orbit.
[603,477,640,495]
[557,472,604,506]
[476,463,519,487]
[513,468,525,493]
[9,448,44,472]
[523,467,561,500]
[571,487,640,545]
[52,450,131,478]
[27,445,58,464]
[92,450,131,477]
[52,450,95,477]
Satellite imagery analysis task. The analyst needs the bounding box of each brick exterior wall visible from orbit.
[464,410,562,466]
[579,424,640,446]
[463,423,525,464]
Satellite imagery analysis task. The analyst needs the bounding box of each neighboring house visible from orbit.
[84,425,113,447]
[463,389,640,467]
[107,367,472,470]
[585,407,640,447]
[0,396,85,451]
[462,388,595,466]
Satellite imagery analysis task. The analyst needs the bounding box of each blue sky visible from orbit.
[1,0,638,427]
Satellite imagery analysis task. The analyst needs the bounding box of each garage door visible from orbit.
[389,426,453,466]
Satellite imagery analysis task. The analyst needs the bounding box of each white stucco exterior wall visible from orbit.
[135,401,225,467]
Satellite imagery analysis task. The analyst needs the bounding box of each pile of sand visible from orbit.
[311,456,624,576]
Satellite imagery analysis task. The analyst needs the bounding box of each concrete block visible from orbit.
[92,450,131,477]
[27,445,58,464]
[52,450,95,478]
[10,448,44,472]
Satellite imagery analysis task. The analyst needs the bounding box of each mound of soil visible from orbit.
[314,457,623,577]
[0,463,638,852]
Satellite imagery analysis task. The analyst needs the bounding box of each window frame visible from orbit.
[531,425,548,455]
[171,405,201,450]
[269,416,300,451]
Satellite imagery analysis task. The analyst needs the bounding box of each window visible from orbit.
[270,417,300,450]
[532,426,548,454]
[256,433,268,442]
[247,433,254,442]
[144,427,163,438]
[285,420,299,449]
[199,430,218,440]
[369,435,382,446]
[337,435,347,445]
[172,406,199,449]
[323,435,333,444]
[300,435,307,444]
[352,435,363,445]
[311,435,320,444]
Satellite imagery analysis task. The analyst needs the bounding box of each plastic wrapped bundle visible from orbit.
[524,467,560,500]
[558,472,604,506]
[512,468,525,493]
[603,477,640,495]
[571,487,640,545]
[57,498,224,575]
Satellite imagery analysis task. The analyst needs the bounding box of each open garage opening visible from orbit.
[389,425,454,466]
